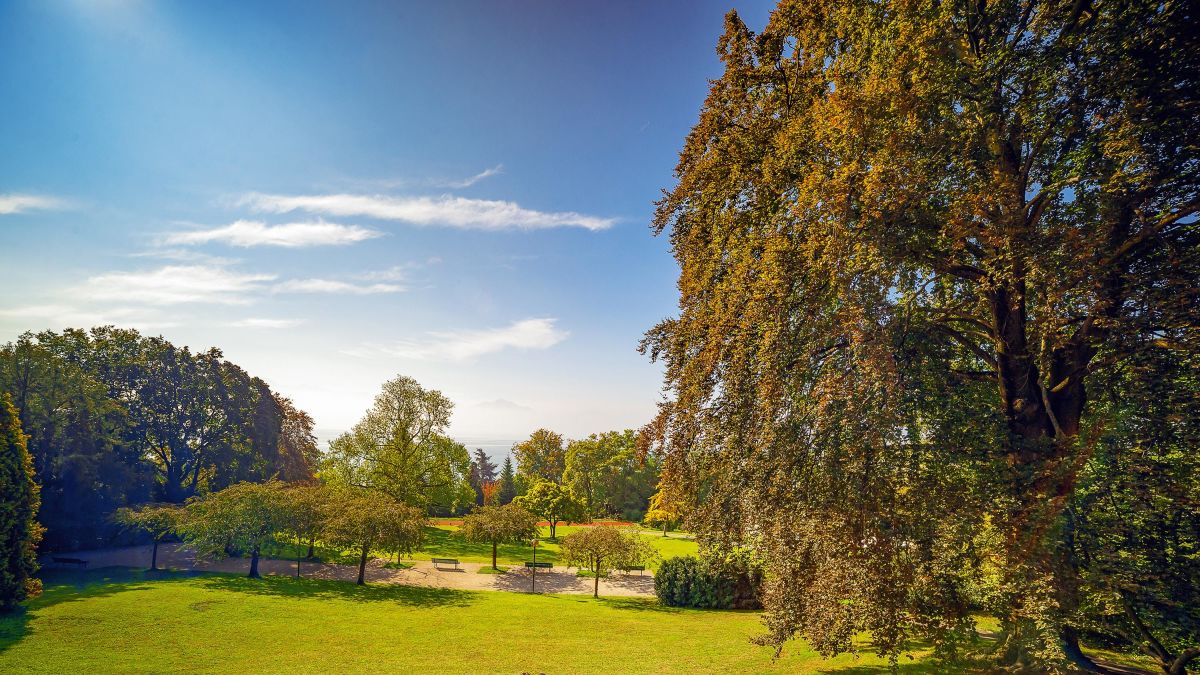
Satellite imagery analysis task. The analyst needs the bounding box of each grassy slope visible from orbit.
[0,569,933,674]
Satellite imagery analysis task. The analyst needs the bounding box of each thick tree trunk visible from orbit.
[248,548,261,578]
[492,541,498,570]
[357,543,368,585]
[550,521,556,539]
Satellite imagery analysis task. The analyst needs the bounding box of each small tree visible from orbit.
[180,481,291,578]
[513,479,586,539]
[481,480,500,506]
[460,504,539,570]
[282,484,328,577]
[114,503,185,571]
[643,488,682,537]
[560,527,657,598]
[0,393,42,611]
[322,490,425,585]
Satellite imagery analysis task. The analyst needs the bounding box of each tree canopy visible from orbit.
[513,479,586,539]
[321,488,426,585]
[180,480,292,579]
[511,429,566,485]
[460,503,539,570]
[323,376,473,513]
[645,1,1199,670]
[0,393,41,610]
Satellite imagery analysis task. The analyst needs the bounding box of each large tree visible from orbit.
[512,429,566,484]
[513,479,586,539]
[324,376,474,512]
[645,2,1199,670]
[0,394,42,611]
[563,430,658,520]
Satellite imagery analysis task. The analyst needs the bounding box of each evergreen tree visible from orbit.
[0,393,42,611]
[498,455,517,505]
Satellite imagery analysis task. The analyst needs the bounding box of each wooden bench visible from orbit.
[52,557,89,568]
[620,565,646,575]
[431,558,461,570]
[524,561,552,569]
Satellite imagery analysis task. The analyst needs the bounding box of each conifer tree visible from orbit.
[498,455,517,505]
[0,393,42,611]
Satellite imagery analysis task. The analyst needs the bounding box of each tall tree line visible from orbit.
[0,327,319,550]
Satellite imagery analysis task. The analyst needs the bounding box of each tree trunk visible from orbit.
[296,554,301,579]
[594,558,601,598]
[248,547,261,578]
[306,536,315,559]
[150,538,159,571]
[357,543,368,585]
[550,520,556,539]
[662,523,668,537]
[492,541,498,570]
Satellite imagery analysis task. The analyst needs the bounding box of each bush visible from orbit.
[654,551,763,610]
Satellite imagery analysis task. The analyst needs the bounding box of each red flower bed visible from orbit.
[429,518,636,528]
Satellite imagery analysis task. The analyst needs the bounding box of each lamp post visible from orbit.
[530,538,540,593]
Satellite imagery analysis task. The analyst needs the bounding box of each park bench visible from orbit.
[524,561,552,569]
[52,557,89,568]
[620,565,646,575]
[431,558,461,570]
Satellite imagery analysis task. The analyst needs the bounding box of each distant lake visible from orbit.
[316,430,517,467]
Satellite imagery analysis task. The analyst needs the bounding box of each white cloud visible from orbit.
[272,279,403,295]
[348,317,568,361]
[440,164,504,189]
[0,193,66,215]
[475,398,533,412]
[0,304,178,330]
[229,317,304,328]
[164,219,382,248]
[80,265,276,305]
[237,192,615,231]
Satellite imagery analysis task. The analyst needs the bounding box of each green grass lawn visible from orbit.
[0,568,940,674]
[264,524,698,571]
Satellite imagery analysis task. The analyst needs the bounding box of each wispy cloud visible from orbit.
[0,304,178,330]
[164,219,382,248]
[0,193,66,215]
[440,164,503,189]
[475,398,534,412]
[228,317,304,328]
[347,318,567,361]
[237,192,614,231]
[272,279,403,295]
[80,265,276,305]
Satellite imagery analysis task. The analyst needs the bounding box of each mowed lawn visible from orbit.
[267,524,698,570]
[0,569,934,674]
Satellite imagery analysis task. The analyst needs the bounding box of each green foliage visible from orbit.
[179,481,292,578]
[511,428,565,484]
[113,502,184,570]
[0,328,314,549]
[0,393,42,610]
[513,479,587,538]
[321,488,426,584]
[563,429,658,520]
[654,553,763,611]
[558,526,658,597]
[322,376,474,513]
[645,0,1199,669]
[498,455,516,505]
[459,504,538,569]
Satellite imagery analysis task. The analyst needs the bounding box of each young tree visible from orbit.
[513,479,586,539]
[512,429,566,484]
[646,2,1199,669]
[480,480,500,506]
[323,376,474,512]
[459,504,539,570]
[0,394,42,611]
[114,503,185,571]
[321,489,425,585]
[498,455,517,505]
[559,527,657,598]
[180,481,291,578]
[643,488,682,537]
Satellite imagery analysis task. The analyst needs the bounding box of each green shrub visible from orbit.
[654,551,762,609]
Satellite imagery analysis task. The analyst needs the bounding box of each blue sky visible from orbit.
[0,0,772,445]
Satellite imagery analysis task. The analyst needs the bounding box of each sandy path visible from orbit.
[44,544,657,597]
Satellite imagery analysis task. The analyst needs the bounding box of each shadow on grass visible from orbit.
[193,572,475,608]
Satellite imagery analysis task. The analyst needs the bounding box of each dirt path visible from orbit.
[44,544,657,597]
